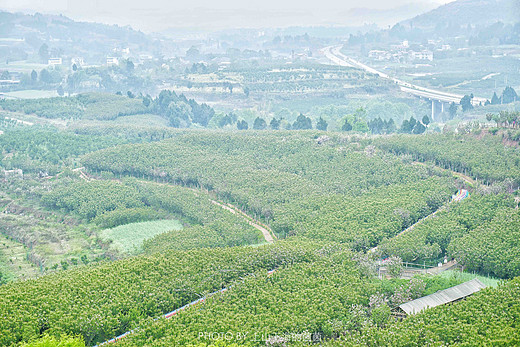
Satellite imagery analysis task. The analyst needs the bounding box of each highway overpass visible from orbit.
[323,45,488,120]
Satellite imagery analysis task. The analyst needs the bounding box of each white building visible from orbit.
[71,57,85,67]
[48,58,62,66]
[106,57,119,66]
[369,50,391,61]
[112,47,130,57]
[139,54,153,62]
[410,50,433,61]
[218,61,231,71]
[3,169,23,180]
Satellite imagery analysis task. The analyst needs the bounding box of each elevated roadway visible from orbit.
[323,45,488,108]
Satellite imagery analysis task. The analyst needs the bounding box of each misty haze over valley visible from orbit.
[0,0,519,346]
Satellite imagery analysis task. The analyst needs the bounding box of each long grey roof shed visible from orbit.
[397,278,487,316]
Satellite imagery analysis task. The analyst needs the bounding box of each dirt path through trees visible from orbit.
[208,198,275,242]
[77,168,275,243]
[370,189,468,254]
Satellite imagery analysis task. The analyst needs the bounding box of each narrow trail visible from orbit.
[43,167,90,181]
[95,268,278,347]
[224,202,276,242]
[369,189,469,254]
[210,200,275,242]
[413,161,476,185]
[180,183,275,243]
[370,160,476,257]
[73,167,91,181]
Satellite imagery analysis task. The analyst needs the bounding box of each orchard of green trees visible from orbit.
[42,178,263,250]
[2,121,520,347]
[374,133,520,184]
[0,242,316,346]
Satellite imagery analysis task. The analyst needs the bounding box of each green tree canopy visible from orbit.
[342,119,353,131]
[491,91,500,105]
[38,43,49,62]
[270,118,281,130]
[316,116,328,131]
[253,117,267,130]
[501,86,518,104]
[449,102,457,119]
[237,120,248,130]
[460,95,474,112]
[400,117,417,133]
[292,113,312,130]
[413,122,426,134]
[40,69,51,84]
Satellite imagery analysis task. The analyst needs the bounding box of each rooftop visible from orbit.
[398,278,487,315]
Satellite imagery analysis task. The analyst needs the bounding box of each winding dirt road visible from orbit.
[209,199,275,243]
[75,168,275,243]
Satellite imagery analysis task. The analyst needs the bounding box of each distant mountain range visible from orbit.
[0,0,516,64]
[401,0,520,29]
[340,3,441,28]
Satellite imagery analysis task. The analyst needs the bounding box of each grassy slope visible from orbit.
[0,233,39,281]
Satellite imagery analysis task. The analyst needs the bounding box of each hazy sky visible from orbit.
[0,0,456,32]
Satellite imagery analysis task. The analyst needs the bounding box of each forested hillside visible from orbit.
[1,124,519,346]
[374,133,520,184]
[1,0,519,344]
[82,134,447,208]
[0,242,316,346]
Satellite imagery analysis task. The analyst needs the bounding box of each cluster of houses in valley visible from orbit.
[46,48,154,69]
[368,40,456,63]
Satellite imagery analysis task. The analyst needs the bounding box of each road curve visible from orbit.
[210,200,275,243]
[323,45,487,106]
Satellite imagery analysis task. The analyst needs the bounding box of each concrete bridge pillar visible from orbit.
[431,99,435,122]
[430,100,447,122]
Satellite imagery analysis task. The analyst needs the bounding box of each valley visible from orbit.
[0,0,519,346]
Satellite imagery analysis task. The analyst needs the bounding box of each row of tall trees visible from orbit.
[234,113,429,135]
[236,114,315,131]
